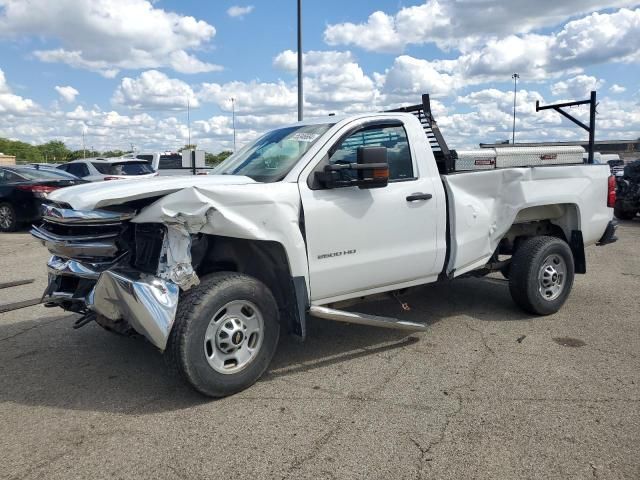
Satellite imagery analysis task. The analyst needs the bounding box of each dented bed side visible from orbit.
[442,164,612,276]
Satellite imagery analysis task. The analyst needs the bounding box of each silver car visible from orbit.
[57,157,157,182]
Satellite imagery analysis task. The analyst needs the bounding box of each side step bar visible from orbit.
[308,306,428,332]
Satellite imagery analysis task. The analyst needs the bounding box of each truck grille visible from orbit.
[31,204,135,261]
[31,204,138,310]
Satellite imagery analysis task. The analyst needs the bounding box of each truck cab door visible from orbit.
[299,120,443,303]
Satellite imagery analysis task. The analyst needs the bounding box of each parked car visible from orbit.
[56,158,157,181]
[0,166,85,232]
[32,94,616,397]
[28,163,61,169]
[123,151,210,176]
[613,159,640,220]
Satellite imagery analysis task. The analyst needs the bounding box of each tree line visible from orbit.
[0,138,233,166]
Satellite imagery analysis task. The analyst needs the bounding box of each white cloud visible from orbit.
[377,55,459,102]
[227,6,254,18]
[324,1,638,52]
[0,0,220,76]
[274,50,378,111]
[0,68,39,115]
[55,85,79,103]
[610,84,627,93]
[391,8,640,87]
[112,70,199,110]
[199,80,296,113]
[551,75,604,98]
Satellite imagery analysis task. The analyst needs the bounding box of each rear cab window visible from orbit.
[158,154,183,170]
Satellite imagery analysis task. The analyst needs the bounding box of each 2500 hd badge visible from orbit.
[318,249,357,260]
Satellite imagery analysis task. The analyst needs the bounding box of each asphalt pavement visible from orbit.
[0,221,638,480]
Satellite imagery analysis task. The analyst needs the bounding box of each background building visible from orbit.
[0,153,16,165]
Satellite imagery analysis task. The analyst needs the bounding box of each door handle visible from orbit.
[406,193,433,202]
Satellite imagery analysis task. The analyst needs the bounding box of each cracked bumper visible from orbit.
[46,256,179,350]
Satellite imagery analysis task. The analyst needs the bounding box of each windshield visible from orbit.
[92,162,155,176]
[214,123,333,182]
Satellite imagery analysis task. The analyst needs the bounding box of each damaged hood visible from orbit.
[47,175,256,210]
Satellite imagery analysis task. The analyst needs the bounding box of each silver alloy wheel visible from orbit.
[203,300,264,375]
[538,254,566,301]
[0,205,14,230]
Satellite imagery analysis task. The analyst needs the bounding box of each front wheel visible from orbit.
[166,272,280,397]
[509,236,575,315]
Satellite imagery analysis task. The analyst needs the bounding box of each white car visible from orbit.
[56,157,157,181]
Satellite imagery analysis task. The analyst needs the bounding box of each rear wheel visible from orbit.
[509,236,575,315]
[166,272,280,398]
[0,202,17,232]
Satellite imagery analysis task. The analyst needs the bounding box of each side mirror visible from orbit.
[313,146,389,189]
[356,146,389,189]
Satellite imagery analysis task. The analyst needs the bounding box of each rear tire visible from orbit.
[509,236,575,315]
[166,272,280,398]
[0,202,17,232]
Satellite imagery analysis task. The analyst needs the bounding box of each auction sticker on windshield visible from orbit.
[291,133,320,142]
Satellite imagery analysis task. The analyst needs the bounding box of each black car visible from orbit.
[0,166,85,232]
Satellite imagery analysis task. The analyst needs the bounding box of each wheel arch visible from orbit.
[195,235,309,338]
[502,203,585,274]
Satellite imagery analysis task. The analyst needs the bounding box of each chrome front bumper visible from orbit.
[45,256,179,350]
[34,205,180,351]
[87,269,179,350]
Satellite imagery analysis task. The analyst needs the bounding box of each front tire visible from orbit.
[166,272,280,398]
[509,236,575,315]
[0,202,17,232]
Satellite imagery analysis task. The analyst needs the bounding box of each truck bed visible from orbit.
[442,164,612,276]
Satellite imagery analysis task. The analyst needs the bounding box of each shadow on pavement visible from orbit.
[0,277,531,414]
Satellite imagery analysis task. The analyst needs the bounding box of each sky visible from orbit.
[0,0,639,153]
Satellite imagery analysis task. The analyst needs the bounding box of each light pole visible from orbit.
[297,0,303,121]
[511,73,519,145]
[187,97,191,148]
[230,97,237,152]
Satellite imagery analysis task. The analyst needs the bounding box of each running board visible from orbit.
[308,306,428,332]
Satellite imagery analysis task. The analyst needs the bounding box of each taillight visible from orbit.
[607,175,616,208]
[17,185,59,198]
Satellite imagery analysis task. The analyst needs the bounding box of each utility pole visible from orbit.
[187,97,191,148]
[511,73,519,145]
[230,97,237,152]
[82,129,86,159]
[297,0,303,121]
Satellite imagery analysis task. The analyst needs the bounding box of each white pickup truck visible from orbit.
[32,95,618,397]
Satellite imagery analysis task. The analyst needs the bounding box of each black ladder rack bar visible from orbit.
[385,93,455,173]
[536,91,597,164]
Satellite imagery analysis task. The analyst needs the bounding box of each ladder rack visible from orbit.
[386,94,455,174]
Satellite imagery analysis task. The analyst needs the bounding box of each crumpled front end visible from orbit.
[32,204,188,350]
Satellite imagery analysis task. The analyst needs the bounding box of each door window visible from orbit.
[65,163,89,177]
[330,124,414,181]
